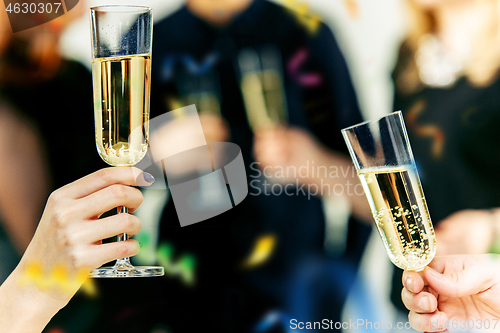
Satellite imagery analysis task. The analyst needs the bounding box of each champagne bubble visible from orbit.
[358,166,436,270]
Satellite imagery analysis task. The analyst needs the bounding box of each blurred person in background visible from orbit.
[0,4,50,279]
[391,0,500,316]
[0,2,103,331]
[0,104,48,279]
[90,0,372,332]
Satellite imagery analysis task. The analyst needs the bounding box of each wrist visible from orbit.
[1,265,68,333]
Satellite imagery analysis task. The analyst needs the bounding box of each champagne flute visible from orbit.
[90,5,163,277]
[341,111,437,271]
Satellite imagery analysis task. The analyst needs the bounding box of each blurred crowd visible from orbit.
[2,0,500,332]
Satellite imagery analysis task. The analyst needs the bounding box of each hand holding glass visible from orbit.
[90,5,163,277]
[342,111,436,271]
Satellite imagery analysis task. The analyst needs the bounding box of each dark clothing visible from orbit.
[151,0,361,152]
[0,60,102,190]
[391,43,500,311]
[90,1,369,332]
[395,81,500,223]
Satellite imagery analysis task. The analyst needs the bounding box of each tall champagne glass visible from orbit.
[90,5,163,277]
[342,111,437,271]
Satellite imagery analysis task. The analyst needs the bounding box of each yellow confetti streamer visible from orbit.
[283,0,321,34]
[241,234,277,268]
[18,262,97,297]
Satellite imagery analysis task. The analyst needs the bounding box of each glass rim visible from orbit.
[90,5,152,13]
[341,110,402,132]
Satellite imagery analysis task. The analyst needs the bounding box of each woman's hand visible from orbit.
[0,167,154,333]
[402,255,500,332]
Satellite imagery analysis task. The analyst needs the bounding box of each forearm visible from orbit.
[490,208,500,253]
[0,265,67,333]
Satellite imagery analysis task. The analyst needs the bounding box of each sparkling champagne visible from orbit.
[92,54,151,166]
[358,165,437,270]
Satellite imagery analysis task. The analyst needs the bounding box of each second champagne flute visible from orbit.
[90,5,163,277]
[342,111,437,271]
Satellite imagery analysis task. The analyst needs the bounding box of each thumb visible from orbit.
[424,265,494,298]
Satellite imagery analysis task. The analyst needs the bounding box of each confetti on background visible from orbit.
[156,243,197,286]
[242,234,276,268]
[344,0,360,20]
[287,47,323,87]
[19,262,97,297]
[283,0,321,34]
[161,53,219,81]
[406,99,445,159]
[47,328,65,333]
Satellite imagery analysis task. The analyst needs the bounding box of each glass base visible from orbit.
[89,261,164,278]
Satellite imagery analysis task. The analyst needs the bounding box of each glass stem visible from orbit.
[114,206,133,268]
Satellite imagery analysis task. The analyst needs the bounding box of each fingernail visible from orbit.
[418,295,432,312]
[142,172,155,183]
[405,276,414,292]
